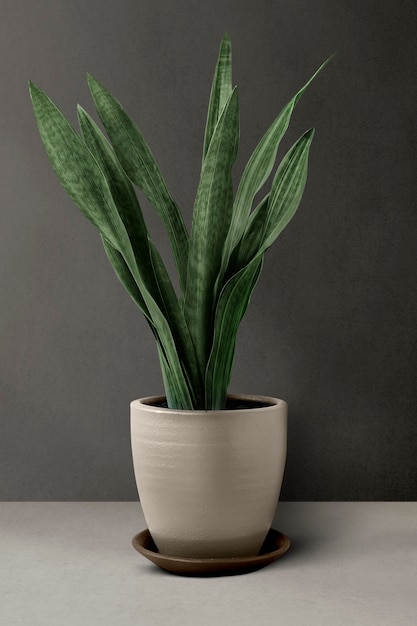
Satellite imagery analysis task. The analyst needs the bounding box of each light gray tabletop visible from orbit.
[1,502,416,625]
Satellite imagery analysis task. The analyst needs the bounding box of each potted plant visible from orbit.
[29,34,329,571]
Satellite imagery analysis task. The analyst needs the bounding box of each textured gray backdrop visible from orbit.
[1,0,416,500]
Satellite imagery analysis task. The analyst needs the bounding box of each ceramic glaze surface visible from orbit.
[130,394,287,558]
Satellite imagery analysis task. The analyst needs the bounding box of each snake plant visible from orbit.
[29,35,330,410]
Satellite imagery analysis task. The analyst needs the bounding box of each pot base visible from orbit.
[132,528,290,577]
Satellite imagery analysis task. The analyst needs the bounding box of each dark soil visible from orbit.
[150,397,272,411]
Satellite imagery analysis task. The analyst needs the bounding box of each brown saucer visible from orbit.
[132,528,290,577]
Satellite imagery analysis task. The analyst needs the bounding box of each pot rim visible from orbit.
[130,393,287,415]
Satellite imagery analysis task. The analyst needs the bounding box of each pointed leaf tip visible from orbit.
[28,80,40,100]
[87,73,101,92]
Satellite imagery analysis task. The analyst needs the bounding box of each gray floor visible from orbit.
[1,502,416,625]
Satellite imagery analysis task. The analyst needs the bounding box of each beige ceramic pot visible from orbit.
[130,394,288,559]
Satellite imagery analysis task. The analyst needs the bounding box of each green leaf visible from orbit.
[156,342,195,410]
[151,320,194,409]
[29,82,135,265]
[205,255,264,410]
[207,128,315,410]
[101,236,150,316]
[77,105,153,274]
[101,241,184,410]
[100,238,169,361]
[29,41,329,410]
[219,56,332,289]
[101,242,182,405]
[184,88,239,373]
[156,343,178,408]
[30,82,194,409]
[87,74,189,294]
[148,240,204,407]
[203,32,233,160]
[78,105,203,405]
[235,128,315,268]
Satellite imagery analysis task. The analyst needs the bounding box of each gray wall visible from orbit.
[1,0,416,500]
